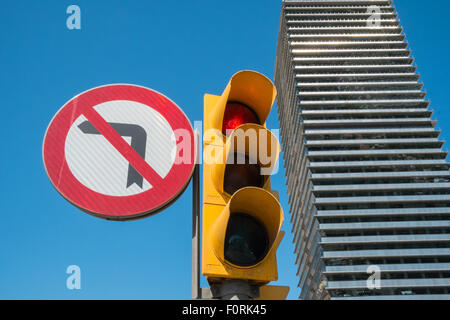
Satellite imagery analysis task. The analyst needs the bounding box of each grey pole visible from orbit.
[192,130,201,299]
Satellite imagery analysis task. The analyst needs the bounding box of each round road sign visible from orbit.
[43,84,195,220]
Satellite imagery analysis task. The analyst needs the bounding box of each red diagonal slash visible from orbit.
[83,107,165,188]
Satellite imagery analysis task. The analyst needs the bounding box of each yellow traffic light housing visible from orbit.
[202,70,286,288]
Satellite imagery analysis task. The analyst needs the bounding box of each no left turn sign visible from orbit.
[43,84,196,220]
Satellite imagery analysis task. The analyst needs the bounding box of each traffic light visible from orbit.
[202,70,285,290]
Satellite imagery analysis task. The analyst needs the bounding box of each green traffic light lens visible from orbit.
[224,213,269,267]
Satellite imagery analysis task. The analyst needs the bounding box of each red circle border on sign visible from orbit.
[43,84,196,220]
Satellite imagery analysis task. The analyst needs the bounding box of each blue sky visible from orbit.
[1,0,450,299]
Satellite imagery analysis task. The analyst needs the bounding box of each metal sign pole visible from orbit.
[192,130,201,299]
[191,130,213,300]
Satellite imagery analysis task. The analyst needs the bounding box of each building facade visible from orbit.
[275,0,450,299]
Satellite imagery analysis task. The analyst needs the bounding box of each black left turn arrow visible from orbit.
[78,121,148,189]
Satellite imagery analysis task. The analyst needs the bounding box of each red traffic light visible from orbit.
[222,102,260,136]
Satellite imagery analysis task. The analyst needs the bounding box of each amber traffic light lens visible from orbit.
[222,102,260,136]
[223,155,264,195]
[224,213,269,267]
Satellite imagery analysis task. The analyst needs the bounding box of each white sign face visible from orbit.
[65,100,177,197]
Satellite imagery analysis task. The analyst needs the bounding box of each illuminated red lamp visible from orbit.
[222,102,260,136]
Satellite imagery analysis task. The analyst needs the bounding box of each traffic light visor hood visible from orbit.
[210,187,284,268]
[208,70,277,132]
[211,123,281,199]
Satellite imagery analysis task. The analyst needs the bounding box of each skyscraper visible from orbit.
[275,0,450,299]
